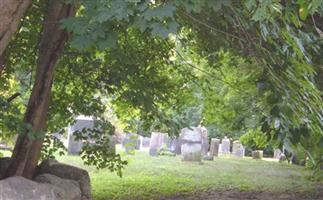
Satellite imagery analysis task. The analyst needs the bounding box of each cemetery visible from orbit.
[1,1,323,200]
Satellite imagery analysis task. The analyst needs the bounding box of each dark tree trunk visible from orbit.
[5,0,76,179]
[0,0,32,56]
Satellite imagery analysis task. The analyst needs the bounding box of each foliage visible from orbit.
[240,128,267,150]
[73,120,128,177]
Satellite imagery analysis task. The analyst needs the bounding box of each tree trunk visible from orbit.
[5,0,75,179]
[0,0,32,56]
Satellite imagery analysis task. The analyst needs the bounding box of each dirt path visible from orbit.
[163,185,323,200]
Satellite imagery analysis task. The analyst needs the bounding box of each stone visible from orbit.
[108,135,117,155]
[209,138,220,157]
[67,115,94,155]
[149,132,168,156]
[0,157,12,179]
[149,148,158,156]
[232,140,244,157]
[200,126,209,156]
[273,149,282,159]
[36,159,91,200]
[221,136,231,155]
[141,137,151,148]
[0,176,66,200]
[279,153,287,162]
[181,127,202,162]
[167,138,181,154]
[174,138,182,155]
[34,173,81,200]
[252,150,263,159]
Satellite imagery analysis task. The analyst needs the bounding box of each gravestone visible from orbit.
[123,133,139,154]
[135,135,141,150]
[141,137,151,148]
[67,116,94,155]
[232,140,244,157]
[174,138,182,155]
[221,136,230,155]
[209,138,220,157]
[168,138,182,154]
[149,132,167,156]
[108,135,117,155]
[181,127,202,162]
[200,127,209,156]
[273,149,282,159]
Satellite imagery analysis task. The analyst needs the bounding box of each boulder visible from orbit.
[0,176,66,200]
[0,157,12,179]
[36,159,91,200]
[34,173,81,200]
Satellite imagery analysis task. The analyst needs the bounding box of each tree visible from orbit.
[0,0,32,74]
[5,0,76,178]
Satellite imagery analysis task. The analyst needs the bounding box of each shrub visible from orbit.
[240,127,267,150]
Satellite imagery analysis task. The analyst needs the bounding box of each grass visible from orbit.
[52,145,322,200]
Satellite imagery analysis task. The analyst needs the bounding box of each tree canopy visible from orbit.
[0,0,322,178]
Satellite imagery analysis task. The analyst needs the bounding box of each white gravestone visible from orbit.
[221,136,230,155]
[232,140,244,157]
[181,127,202,162]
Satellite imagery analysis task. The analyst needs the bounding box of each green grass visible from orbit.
[53,145,322,200]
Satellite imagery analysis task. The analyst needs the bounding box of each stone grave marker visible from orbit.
[232,140,244,157]
[181,127,202,162]
[200,126,209,156]
[67,116,94,155]
[221,136,230,155]
[209,138,220,157]
[149,132,167,156]
[141,137,151,148]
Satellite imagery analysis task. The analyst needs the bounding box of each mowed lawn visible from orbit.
[54,145,322,200]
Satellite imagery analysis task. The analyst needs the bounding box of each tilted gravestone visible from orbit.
[67,116,94,155]
[221,136,231,155]
[149,132,168,156]
[209,138,220,157]
[181,127,202,162]
[232,140,244,157]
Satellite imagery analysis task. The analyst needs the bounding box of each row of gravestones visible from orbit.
[65,116,246,161]
[180,128,245,161]
[121,127,246,162]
